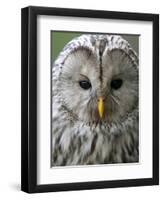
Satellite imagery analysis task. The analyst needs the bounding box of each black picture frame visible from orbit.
[21,6,159,193]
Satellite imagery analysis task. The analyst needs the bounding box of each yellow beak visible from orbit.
[98,97,105,119]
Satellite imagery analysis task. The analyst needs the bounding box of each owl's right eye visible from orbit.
[79,80,91,90]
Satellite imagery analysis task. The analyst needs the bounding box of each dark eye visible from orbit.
[79,80,91,90]
[111,79,123,90]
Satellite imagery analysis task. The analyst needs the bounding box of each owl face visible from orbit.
[55,35,138,124]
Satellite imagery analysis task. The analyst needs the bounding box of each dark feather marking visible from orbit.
[99,52,103,83]
[77,137,82,153]
[52,152,57,163]
[121,147,127,163]
[111,36,114,42]
[60,157,67,166]
[90,134,98,154]
[98,39,107,84]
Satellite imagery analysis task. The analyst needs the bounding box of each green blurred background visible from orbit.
[51,31,139,62]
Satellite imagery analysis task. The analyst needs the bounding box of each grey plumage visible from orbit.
[52,34,139,166]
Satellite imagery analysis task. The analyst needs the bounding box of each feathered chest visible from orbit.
[52,108,139,166]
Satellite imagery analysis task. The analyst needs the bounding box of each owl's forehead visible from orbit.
[54,34,138,82]
[62,46,134,84]
[60,34,138,65]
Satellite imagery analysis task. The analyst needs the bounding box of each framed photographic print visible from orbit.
[21,6,159,193]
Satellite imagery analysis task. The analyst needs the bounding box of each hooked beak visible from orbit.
[98,97,105,119]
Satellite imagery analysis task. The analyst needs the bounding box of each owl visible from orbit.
[52,34,139,166]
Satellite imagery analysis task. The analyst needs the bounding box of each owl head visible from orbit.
[53,34,138,125]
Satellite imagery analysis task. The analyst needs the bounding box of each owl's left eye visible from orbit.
[79,80,91,90]
[111,79,123,90]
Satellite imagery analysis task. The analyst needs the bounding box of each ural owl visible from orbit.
[52,34,139,166]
